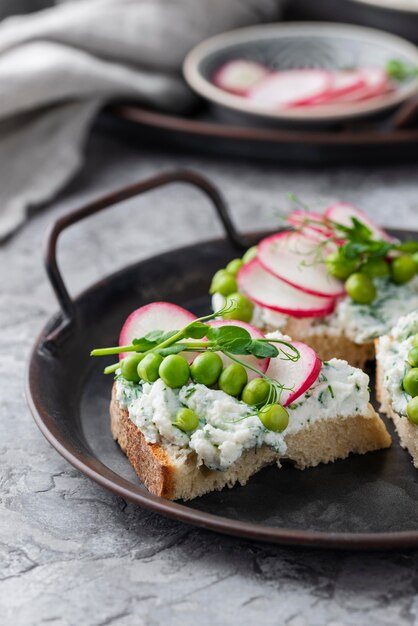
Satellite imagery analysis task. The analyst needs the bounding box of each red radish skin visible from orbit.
[265,340,322,406]
[324,202,393,242]
[206,319,269,379]
[330,67,388,103]
[257,232,345,298]
[247,70,333,110]
[237,259,336,318]
[306,70,366,105]
[212,60,269,96]
[119,302,196,361]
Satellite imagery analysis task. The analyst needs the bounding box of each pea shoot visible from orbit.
[91,305,300,432]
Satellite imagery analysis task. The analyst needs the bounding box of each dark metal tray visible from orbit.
[26,170,418,550]
[108,103,418,165]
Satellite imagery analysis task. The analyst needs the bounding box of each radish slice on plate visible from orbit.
[265,341,322,407]
[119,302,196,361]
[309,70,366,104]
[207,319,269,379]
[212,60,269,95]
[331,67,388,103]
[247,70,332,109]
[324,202,393,242]
[257,232,345,298]
[237,259,336,318]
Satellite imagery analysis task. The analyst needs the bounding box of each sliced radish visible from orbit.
[119,302,196,361]
[287,210,333,240]
[247,69,332,110]
[265,340,322,407]
[212,60,269,96]
[257,232,345,298]
[324,202,393,242]
[308,70,366,104]
[331,66,388,103]
[207,319,269,380]
[237,259,336,318]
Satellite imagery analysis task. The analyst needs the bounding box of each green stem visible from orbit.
[104,362,120,375]
[91,344,144,356]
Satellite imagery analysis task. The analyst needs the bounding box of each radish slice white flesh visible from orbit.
[287,210,333,240]
[324,202,393,242]
[257,232,345,298]
[119,302,196,361]
[212,60,269,95]
[247,70,332,109]
[237,259,336,318]
[265,341,322,406]
[331,67,388,103]
[207,319,269,380]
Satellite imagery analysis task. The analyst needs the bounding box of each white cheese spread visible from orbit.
[377,311,418,416]
[115,355,370,471]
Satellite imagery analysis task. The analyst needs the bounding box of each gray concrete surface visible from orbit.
[2,122,418,626]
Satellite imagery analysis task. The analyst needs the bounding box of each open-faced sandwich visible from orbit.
[376,312,418,468]
[210,203,418,368]
[91,301,390,501]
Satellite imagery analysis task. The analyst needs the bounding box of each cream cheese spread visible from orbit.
[115,354,370,471]
[377,312,418,416]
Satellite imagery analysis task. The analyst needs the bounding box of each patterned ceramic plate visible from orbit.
[184,22,418,124]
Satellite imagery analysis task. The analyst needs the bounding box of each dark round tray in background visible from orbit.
[108,103,418,165]
[26,170,418,550]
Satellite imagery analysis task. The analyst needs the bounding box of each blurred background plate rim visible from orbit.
[183,21,418,123]
[349,0,418,14]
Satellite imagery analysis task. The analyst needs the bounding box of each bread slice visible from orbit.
[282,318,375,369]
[375,346,418,468]
[111,385,391,501]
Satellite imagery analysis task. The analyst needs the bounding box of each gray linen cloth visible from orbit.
[0,0,283,240]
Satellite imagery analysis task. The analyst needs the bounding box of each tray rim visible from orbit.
[26,230,418,551]
[111,104,418,146]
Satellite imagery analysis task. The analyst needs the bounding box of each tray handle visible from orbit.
[44,169,246,345]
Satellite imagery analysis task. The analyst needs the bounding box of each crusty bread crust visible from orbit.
[375,345,418,469]
[282,319,375,369]
[111,385,391,501]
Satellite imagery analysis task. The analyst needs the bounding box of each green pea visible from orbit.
[325,251,358,280]
[226,258,243,277]
[407,347,418,368]
[412,334,418,348]
[218,364,248,397]
[403,367,418,398]
[412,251,418,270]
[121,353,145,382]
[222,292,254,323]
[159,354,190,388]
[173,407,199,433]
[209,269,237,296]
[407,397,418,425]
[345,272,376,304]
[241,378,271,407]
[190,352,223,386]
[138,352,163,383]
[242,246,258,264]
[258,404,289,432]
[391,255,417,284]
[360,257,390,278]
